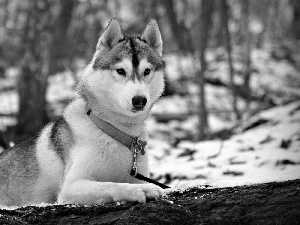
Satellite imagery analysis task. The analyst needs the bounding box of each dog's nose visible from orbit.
[132,96,147,110]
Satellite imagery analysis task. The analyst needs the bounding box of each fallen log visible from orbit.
[0,179,299,224]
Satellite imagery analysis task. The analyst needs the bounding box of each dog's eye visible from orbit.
[144,69,151,76]
[116,69,126,76]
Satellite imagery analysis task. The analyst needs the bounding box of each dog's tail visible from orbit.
[0,130,8,150]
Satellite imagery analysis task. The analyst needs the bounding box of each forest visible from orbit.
[0,0,300,189]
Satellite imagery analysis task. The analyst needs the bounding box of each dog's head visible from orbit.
[78,18,165,118]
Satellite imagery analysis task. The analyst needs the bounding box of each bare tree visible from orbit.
[256,0,271,48]
[0,0,9,77]
[290,0,300,39]
[197,0,214,140]
[220,0,240,120]
[161,0,193,53]
[161,0,214,140]
[15,0,53,142]
[241,0,252,112]
[49,0,76,75]
[0,0,9,27]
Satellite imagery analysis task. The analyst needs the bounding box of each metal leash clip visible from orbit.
[130,148,138,177]
[129,137,147,177]
[129,137,147,155]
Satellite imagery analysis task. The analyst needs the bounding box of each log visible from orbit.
[0,179,299,224]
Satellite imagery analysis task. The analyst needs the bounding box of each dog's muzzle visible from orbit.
[132,95,147,111]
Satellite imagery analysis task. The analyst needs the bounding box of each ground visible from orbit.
[0,179,299,224]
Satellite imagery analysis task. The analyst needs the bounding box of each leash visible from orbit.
[86,108,170,189]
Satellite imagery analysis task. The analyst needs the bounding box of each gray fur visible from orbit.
[0,138,39,206]
[50,117,74,164]
[93,35,165,73]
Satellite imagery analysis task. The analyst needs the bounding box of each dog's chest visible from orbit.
[75,132,145,183]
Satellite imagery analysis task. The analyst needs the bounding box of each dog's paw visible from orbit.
[128,184,165,203]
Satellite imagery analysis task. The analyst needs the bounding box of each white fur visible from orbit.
[34,124,64,204]
[57,48,165,204]
[56,31,166,203]
[57,98,164,204]
[84,58,153,117]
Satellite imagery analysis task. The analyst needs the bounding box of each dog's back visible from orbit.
[0,119,69,206]
[0,138,39,206]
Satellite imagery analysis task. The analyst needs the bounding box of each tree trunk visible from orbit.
[197,0,214,140]
[214,1,224,47]
[0,0,9,27]
[162,0,193,52]
[256,0,271,48]
[220,0,240,121]
[0,179,299,224]
[0,130,7,149]
[150,0,160,23]
[241,0,252,113]
[290,0,300,39]
[49,0,76,75]
[15,0,52,142]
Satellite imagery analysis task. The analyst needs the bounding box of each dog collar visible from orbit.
[86,107,170,189]
[86,108,147,155]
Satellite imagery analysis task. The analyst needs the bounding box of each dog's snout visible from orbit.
[132,96,147,110]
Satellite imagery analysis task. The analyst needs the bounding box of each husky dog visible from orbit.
[0,19,166,206]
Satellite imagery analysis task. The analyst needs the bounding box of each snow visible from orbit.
[0,202,84,210]
[152,95,190,114]
[148,101,300,188]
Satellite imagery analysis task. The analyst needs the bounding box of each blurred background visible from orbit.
[0,0,300,187]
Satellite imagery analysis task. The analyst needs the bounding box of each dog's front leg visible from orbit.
[58,179,164,205]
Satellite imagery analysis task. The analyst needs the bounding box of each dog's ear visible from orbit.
[141,19,163,56]
[97,18,124,49]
